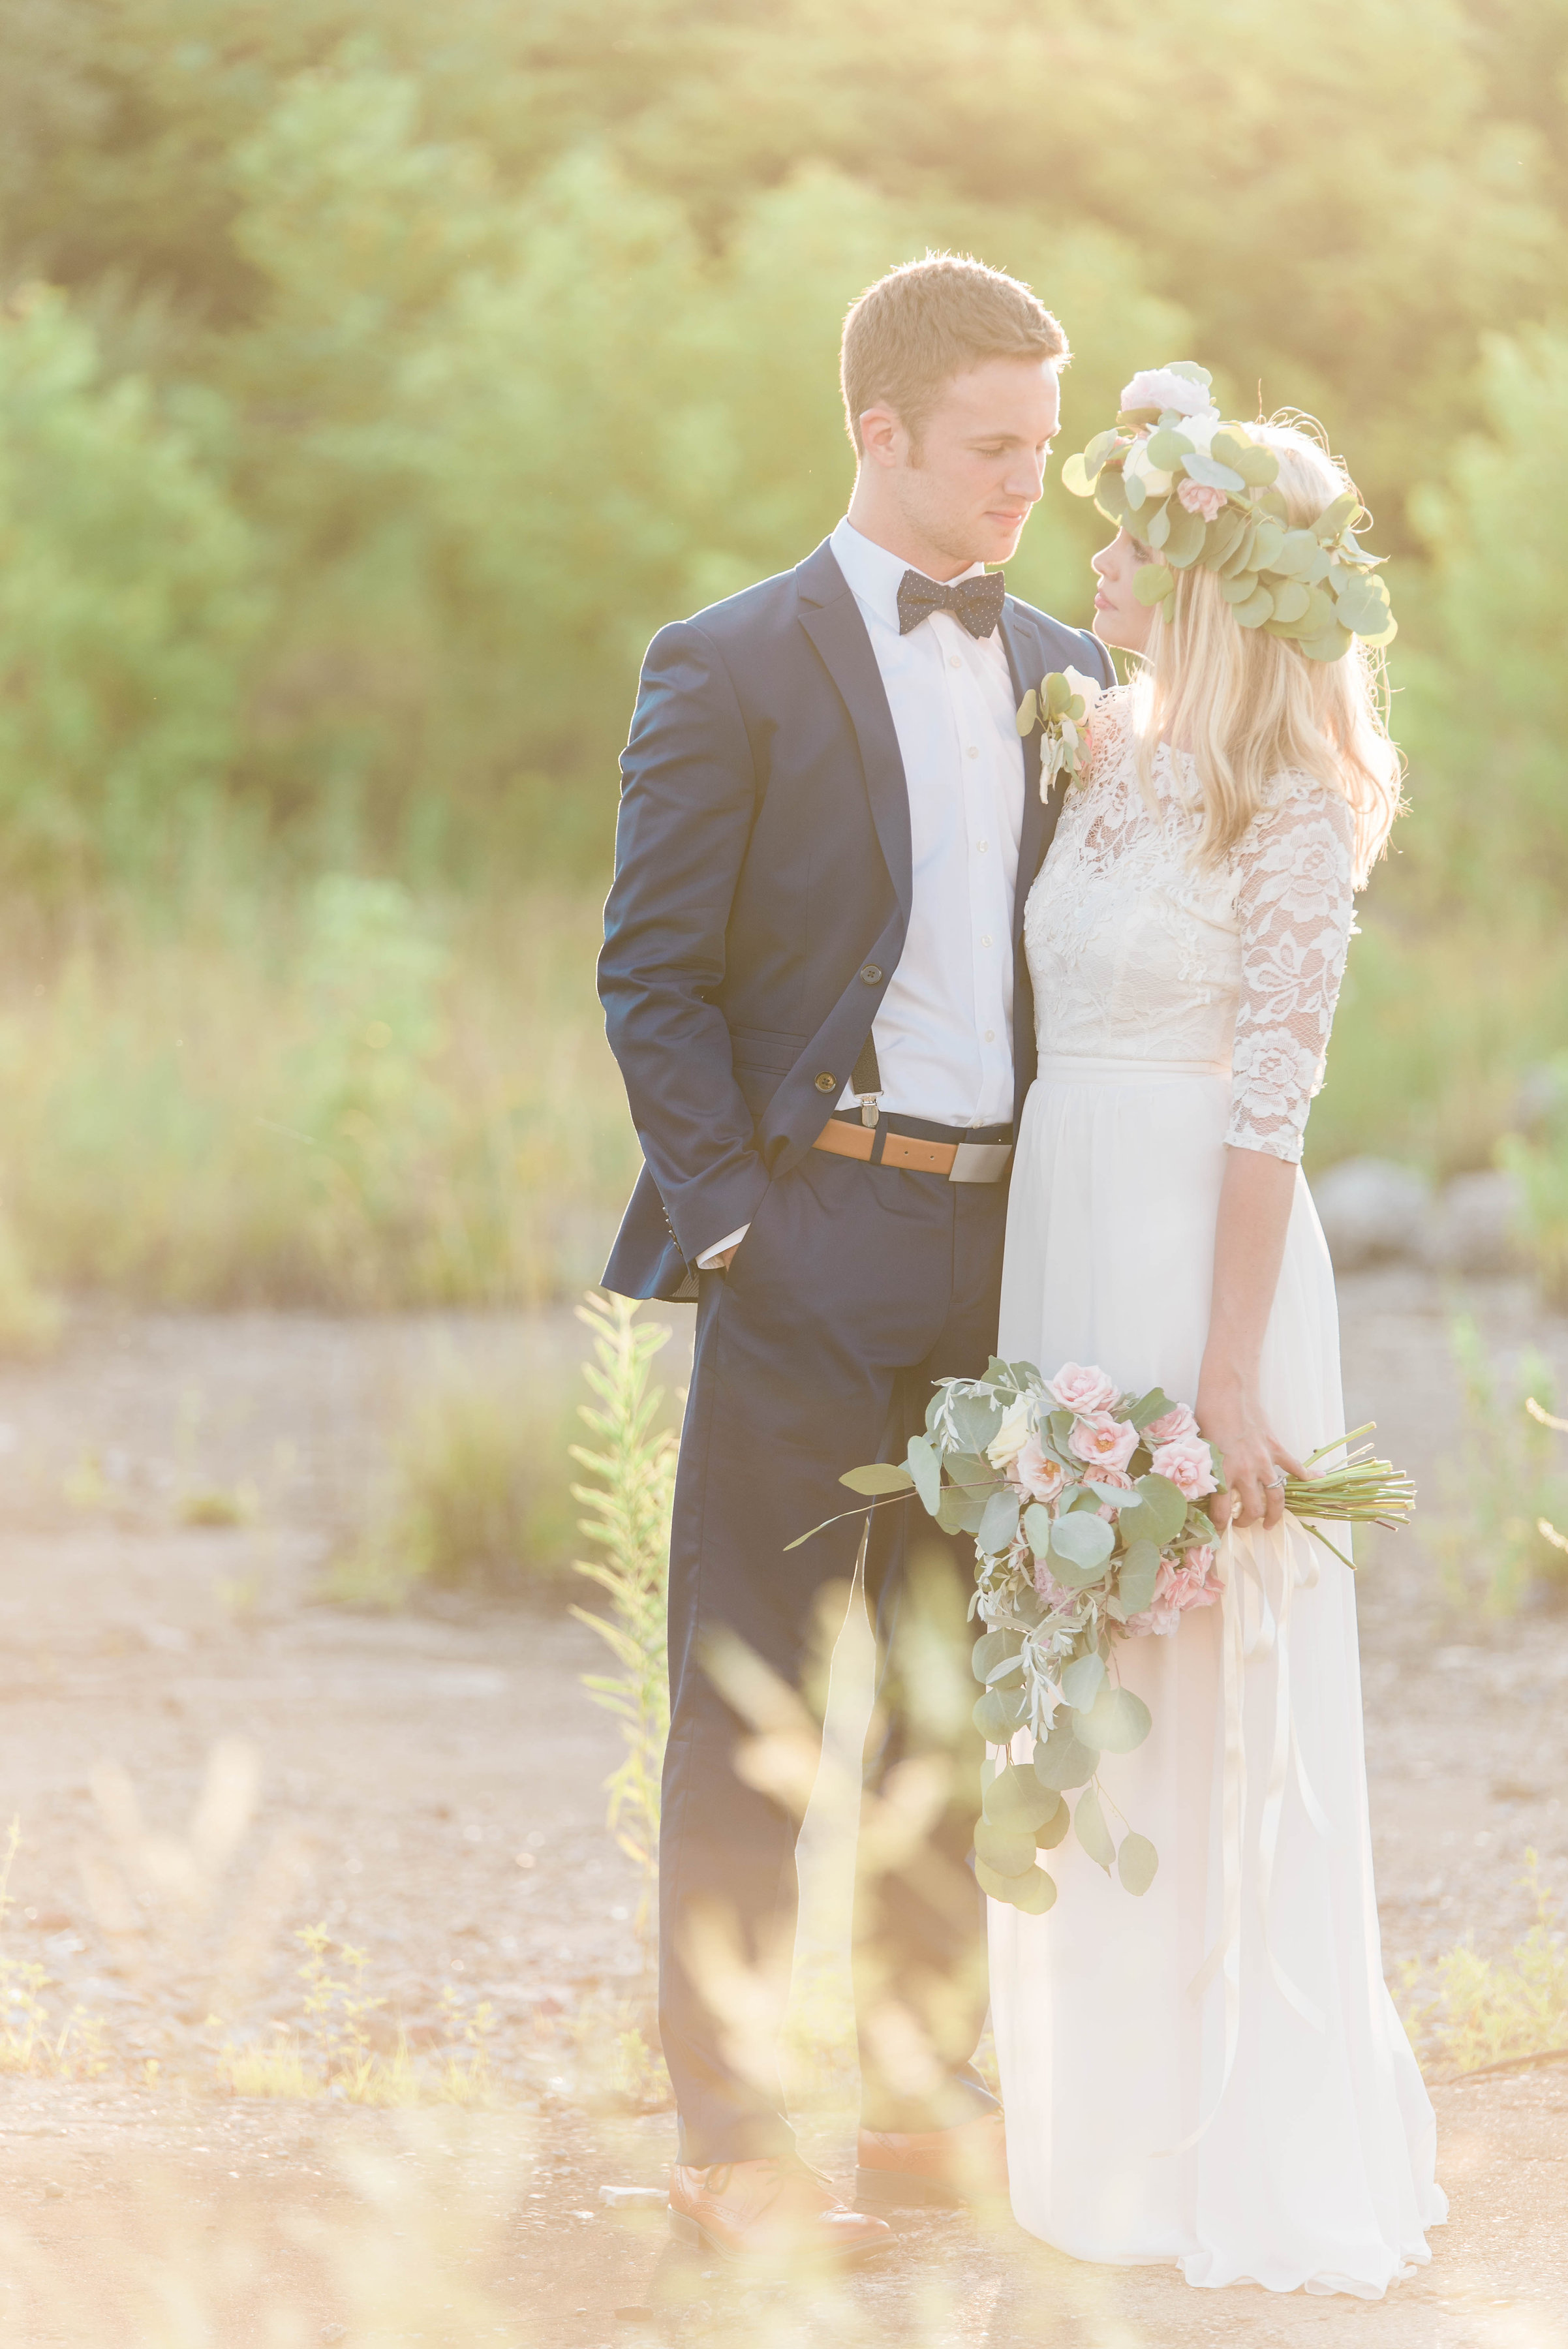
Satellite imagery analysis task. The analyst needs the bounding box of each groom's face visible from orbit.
[872,357,1060,572]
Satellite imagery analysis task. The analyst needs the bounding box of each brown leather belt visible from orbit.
[813,1118,1012,1184]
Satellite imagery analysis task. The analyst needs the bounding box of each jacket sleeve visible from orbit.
[598,619,772,1267]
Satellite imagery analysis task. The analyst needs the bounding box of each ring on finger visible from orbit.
[1266,1471,1287,1490]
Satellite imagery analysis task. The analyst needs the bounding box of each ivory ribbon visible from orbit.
[1159,1516,1332,2158]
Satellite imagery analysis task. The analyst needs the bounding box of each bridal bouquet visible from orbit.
[797,1359,1414,1916]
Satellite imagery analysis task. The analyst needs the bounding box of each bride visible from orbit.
[987,373,1447,2295]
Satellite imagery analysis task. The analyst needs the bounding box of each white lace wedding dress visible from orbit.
[989,688,1445,2296]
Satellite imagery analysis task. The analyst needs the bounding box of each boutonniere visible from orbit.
[1015,666,1105,798]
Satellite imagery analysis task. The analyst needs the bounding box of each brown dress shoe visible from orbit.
[669,2155,894,2265]
[855,2112,1010,2211]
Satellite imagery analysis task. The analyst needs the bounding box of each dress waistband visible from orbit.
[1034,1052,1231,1084]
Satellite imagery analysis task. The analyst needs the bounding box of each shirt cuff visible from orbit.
[696,1224,749,1271]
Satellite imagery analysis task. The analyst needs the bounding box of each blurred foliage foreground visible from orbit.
[0,0,1565,1312]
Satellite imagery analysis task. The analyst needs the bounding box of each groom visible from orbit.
[600,254,1112,2260]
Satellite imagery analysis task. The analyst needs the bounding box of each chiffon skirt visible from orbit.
[989,1054,1446,2297]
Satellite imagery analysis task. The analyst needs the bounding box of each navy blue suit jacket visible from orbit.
[598,538,1113,1301]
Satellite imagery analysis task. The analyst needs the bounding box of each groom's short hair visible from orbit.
[840,253,1068,455]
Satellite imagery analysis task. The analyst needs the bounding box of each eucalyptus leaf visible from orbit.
[1218,570,1259,606]
[1267,577,1310,625]
[1204,508,1246,567]
[1060,452,1094,499]
[977,1858,1056,1913]
[1115,1537,1161,1616]
[1073,1785,1116,1871]
[1032,1715,1098,1791]
[905,1434,941,1514]
[1050,1512,1116,1574]
[977,1484,1022,1556]
[950,1390,1006,1454]
[973,1819,1036,1877]
[1300,623,1353,662]
[983,1762,1060,1834]
[839,1462,915,1495]
[1145,499,1171,551]
[936,1482,987,1537]
[972,1628,1021,1684]
[1013,1584,1045,1629]
[1036,1797,1071,1848]
[1182,451,1245,493]
[972,1684,1028,1742]
[1127,1387,1176,1431]
[1015,688,1038,738]
[1133,563,1173,606]
[1233,582,1275,628]
[1258,487,1289,522]
[1250,518,1287,570]
[1314,489,1359,544]
[1094,470,1131,527]
[1209,429,1251,470]
[1022,1501,1053,1561]
[1161,499,1207,568]
[1146,427,1193,470]
[1273,527,1320,579]
[1118,1473,1189,1546]
[1075,1683,1154,1755]
[1233,444,1280,487]
[1083,427,1122,475]
[1124,466,1147,512]
[1118,1832,1160,1895]
[1219,524,1257,579]
[1060,1651,1105,1712]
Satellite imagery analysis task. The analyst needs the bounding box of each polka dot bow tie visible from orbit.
[896,568,1006,640]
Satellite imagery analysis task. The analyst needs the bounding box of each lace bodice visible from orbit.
[1026,687,1355,1161]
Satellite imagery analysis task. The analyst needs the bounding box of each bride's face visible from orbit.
[1092,529,1158,653]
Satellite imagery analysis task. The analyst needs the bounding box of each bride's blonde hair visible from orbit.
[1130,418,1403,884]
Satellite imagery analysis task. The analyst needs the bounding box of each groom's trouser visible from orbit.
[660,1144,1007,2165]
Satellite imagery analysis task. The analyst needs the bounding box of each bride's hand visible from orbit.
[1196,1364,1302,1533]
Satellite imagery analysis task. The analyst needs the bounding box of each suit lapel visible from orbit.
[795,545,912,921]
[999,598,1049,947]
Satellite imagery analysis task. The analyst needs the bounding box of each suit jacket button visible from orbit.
[814,1072,836,1093]
[859,964,882,985]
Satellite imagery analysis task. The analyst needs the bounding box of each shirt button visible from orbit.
[814,1072,836,1093]
[966,745,979,760]
[979,934,992,949]
[985,1029,996,1042]
[949,656,962,670]
[976,838,989,854]
[859,964,882,985]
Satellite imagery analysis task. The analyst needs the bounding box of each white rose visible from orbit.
[987,1397,1034,1473]
[1123,440,1173,503]
[1120,367,1213,418]
[1061,664,1105,713]
[1175,407,1224,453]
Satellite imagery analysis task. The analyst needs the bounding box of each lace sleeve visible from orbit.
[1227,781,1356,1163]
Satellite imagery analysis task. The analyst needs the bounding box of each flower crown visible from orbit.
[1061,363,1395,661]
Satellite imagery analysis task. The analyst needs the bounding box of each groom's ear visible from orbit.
[857,403,906,470]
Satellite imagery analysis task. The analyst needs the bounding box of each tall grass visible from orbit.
[569,1293,677,1956]
[1432,1315,1568,1614]
[0,876,638,1311]
[0,879,1561,1319]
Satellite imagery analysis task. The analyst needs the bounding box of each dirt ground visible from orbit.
[0,1272,1565,2347]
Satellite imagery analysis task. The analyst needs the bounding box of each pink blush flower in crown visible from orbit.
[1150,1434,1220,1499]
[1045,1363,1118,1415]
[1069,1411,1140,1474]
[1176,476,1227,522]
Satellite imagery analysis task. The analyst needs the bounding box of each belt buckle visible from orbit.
[947,1141,1012,1185]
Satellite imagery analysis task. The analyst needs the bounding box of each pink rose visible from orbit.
[1045,1363,1118,1415]
[1144,1403,1199,1447]
[1069,1411,1139,1474]
[1176,476,1227,522]
[1150,1434,1219,1499]
[1013,1439,1066,1507]
[1031,1558,1081,1615]
[1124,1546,1223,1637]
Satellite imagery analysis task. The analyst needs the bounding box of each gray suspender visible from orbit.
[852,1030,882,1128]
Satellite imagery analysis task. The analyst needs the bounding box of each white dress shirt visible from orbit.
[698,516,1025,1268]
